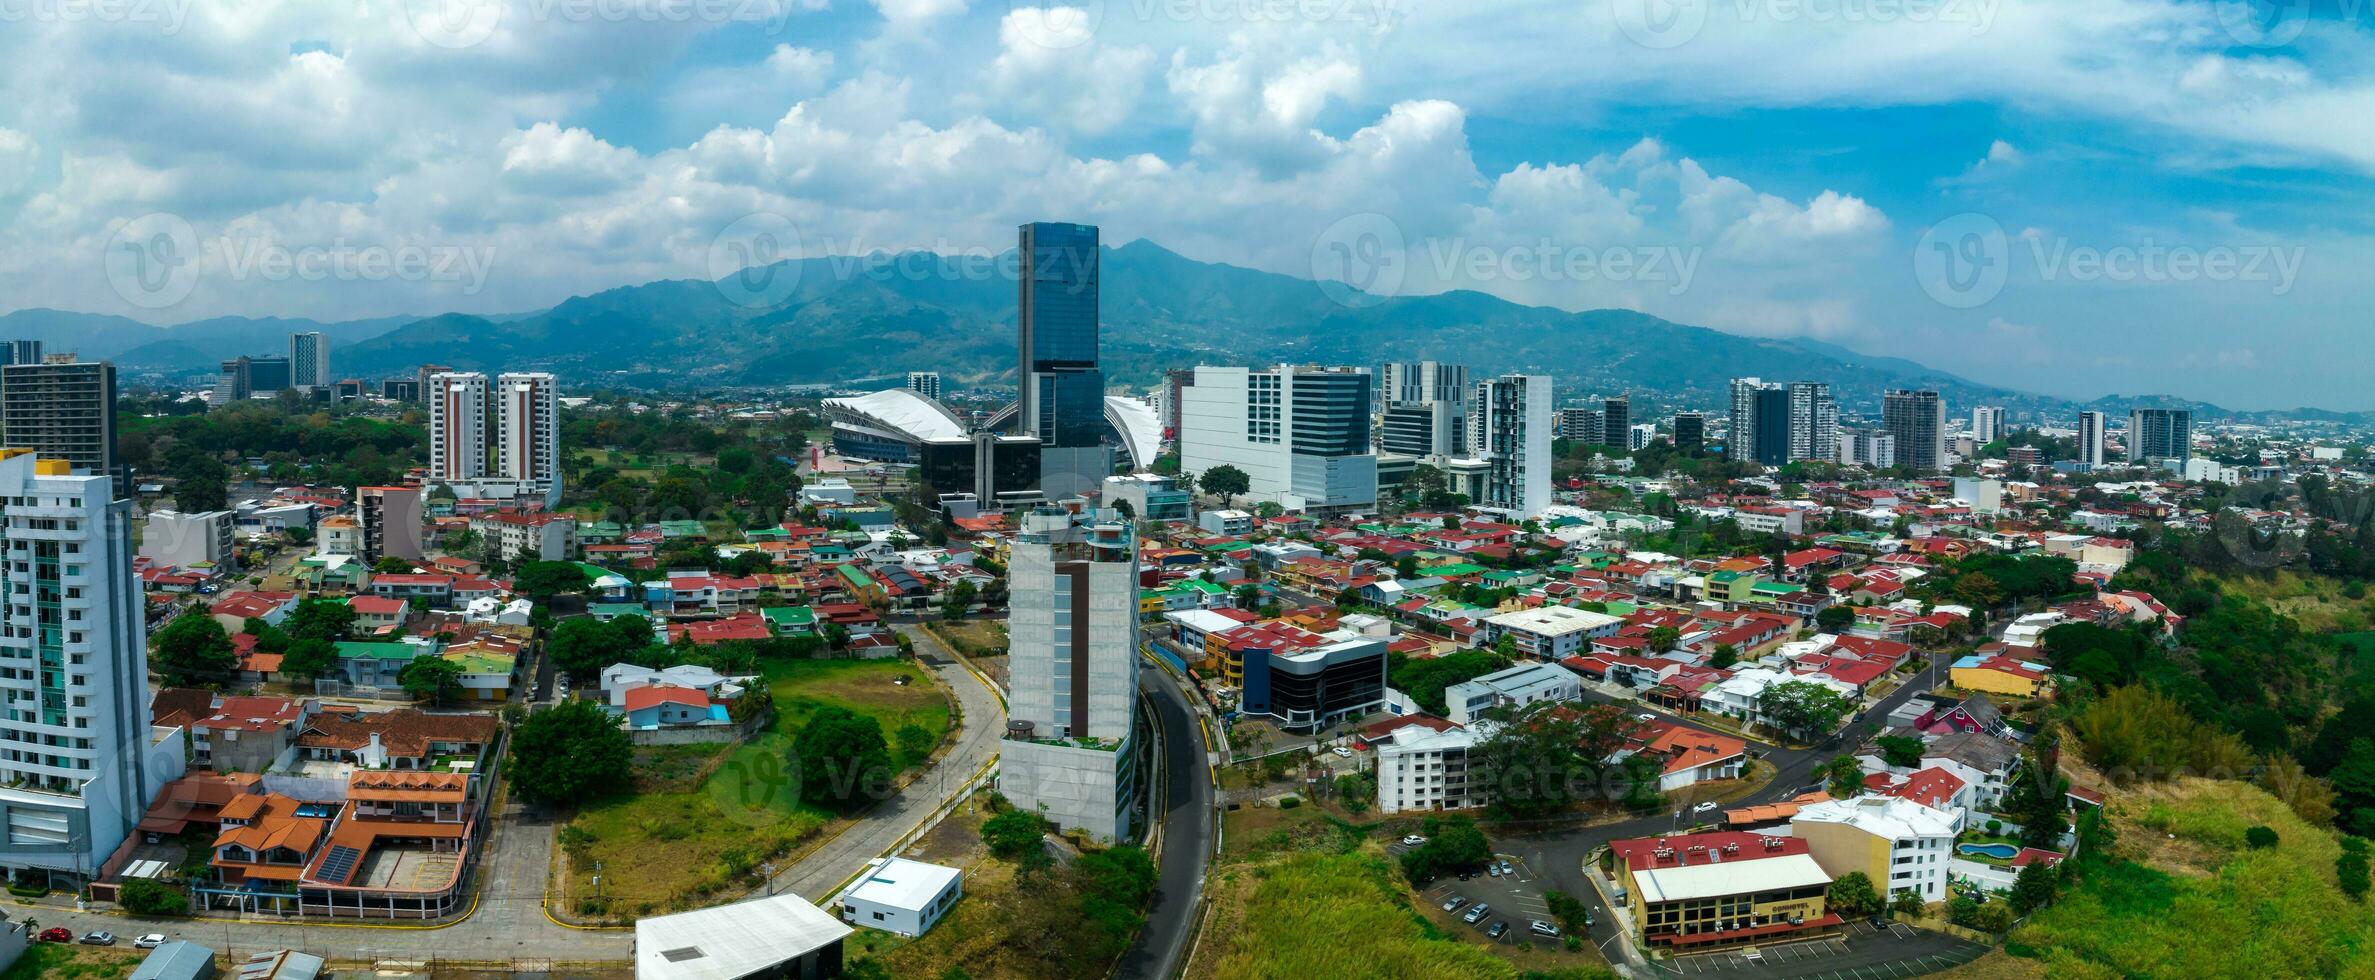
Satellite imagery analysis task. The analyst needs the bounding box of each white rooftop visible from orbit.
[1486,605,1622,636]
[822,388,966,441]
[1792,795,1959,840]
[634,892,852,980]
[840,856,962,912]
[1631,851,1831,903]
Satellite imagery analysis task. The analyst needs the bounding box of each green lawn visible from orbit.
[561,657,952,918]
[1,945,141,980]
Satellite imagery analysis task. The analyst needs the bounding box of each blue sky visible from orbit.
[1,1,2370,409]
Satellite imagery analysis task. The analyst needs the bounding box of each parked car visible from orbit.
[1456,869,1473,880]
[37,928,71,943]
[1441,895,1468,912]
[1401,834,1427,846]
[1462,904,1492,924]
[80,931,116,946]
[1636,712,1657,722]
[1486,920,1509,939]
[1529,920,1562,938]
[1486,863,1501,878]
[1497,860,1515,876]
[1331,746,1352,758]
[1692,801,1720,813]
[134,934,167,949]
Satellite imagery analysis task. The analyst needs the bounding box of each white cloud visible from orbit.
[0,129,36,198]
[987,9,1153,133]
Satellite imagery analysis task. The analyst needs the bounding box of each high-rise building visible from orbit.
[1470,374,1553,518]
[1000,502,1143,841]
[357,485,424,564]
[245,355,291,394]
[1753,387,1792,466]
[1837,429,1896,469]
[290,331,330,389]
[1672,412,1705,453]
[1786,382,1836,463]
[1553,408,1603,446]
[1379,361,1470,409]
[2127,408,2194,466]
[0,357,117,494]
[211,357,251,407]
[1884,389,1946,472]
[1017,222,1111,500]
[494,372,561,506]
[1727,378,1779,463]
[1178,364,1376,513]
[427,372,491,484]
[2076,411,2108,469]
[3,340,41,365]
[1602,396,1631,448]
[905,371,942,401]
[0,450,170,887]
[1970,405,2004,445]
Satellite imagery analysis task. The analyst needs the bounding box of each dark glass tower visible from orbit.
[1018,222,1111,498]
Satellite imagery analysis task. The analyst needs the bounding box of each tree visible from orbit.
[1875,735,1926,769]
[548,615,653,679]
[1646,625,1680,653]
[1399,815,1493,883]
[398,656,464,705]
[280,637,338,680]
[1825,871,1882,917]
[794,705,895,810]
[942,580,977,620]
[1890,889,1926,919]
[2329,739,2375,837]
[1469,700,1637,819]
[1756,680,1854,740]
[282,598,357,643]
[513,561,591,600]
[1334,772,1373,815]
[373,556,417,574]
[2246,825,2280,849]
[1198,465,1251,509]
[2008,860,2058,914]
[117,878,189,917]
[151,613,238,687]
[1710,642,1739,670]
[1816,606,1856,633]
[2341,847,2370,902]
[895,722,937,764]
[1821,756,1866,799]
[1111,498,1135,522]
[1395,552,1420,580]
[167,448,230,513]
[508,700,633,805]
[982,807,1049,867]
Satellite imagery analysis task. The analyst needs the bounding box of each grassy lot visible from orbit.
[1,944,143,980]
[928,619,1010,659]
[2214,569,2375,633]
[2009,777,2375,978]
[561,657,952,917]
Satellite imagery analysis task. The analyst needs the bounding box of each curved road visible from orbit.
[1116,658,1217,980]
[20,634,1007,966]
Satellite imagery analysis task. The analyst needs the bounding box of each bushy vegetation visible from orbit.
[1386,651,1504,716]
[1212,851,1521,980]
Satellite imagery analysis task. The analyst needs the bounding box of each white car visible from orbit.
[1401,834,1428,846]
[133,934,167,949]
[1635,712,1657,723]
[1331,746,1352,758]
[1692,801,1720,813]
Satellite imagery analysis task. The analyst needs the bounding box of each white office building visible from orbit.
[1000,503,1143,841]
[138,509,235,572]
[0,452,181,887]
[1177,364,1376,514]
[1444,661,1584,725]
[289,331,330,389]
[1469,373,1553,518]
[1970,406,2004,445]
[1788,382,1837,463]
[905,371,942,401]
[1790,796,1960,904]
[1480,605,1623,660]
[836,857,963,937]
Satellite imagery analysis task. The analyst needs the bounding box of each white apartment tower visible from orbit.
[2076,411,2108,469]
[1787,382,1837,463]
[1177,364,1377,514]
[905,371,942,401]
[427,372,491,483]
[0,451,177,886]
[1000,503,1143,841]
[1470,374,1553,519]
[289,331,330,389]
[494,372,560,503]
[1970,405,2004,445]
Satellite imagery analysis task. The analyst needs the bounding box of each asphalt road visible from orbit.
[1115,660,1216,980]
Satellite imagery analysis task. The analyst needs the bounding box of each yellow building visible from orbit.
[1609,832,1838,953]
[1949,653,2050,698]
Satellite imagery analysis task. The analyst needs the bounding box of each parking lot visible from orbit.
[1650,919,1990,979]
[1400,843,1569,947]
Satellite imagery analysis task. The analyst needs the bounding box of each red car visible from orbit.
[37,927,72,943]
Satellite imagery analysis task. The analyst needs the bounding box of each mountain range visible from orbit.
[0,241,2346,422]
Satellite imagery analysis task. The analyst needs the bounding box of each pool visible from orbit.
[1957,843,2019,859]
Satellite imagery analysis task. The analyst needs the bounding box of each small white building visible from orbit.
[1373,719,1489,814]
[1443,661,1583,725]
[836,857,963,937]
[1479,605,1624,660]
[633,891,850,980]
[1198,509,1253,536]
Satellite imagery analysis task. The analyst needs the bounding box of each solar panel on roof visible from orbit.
[315,845,362,884]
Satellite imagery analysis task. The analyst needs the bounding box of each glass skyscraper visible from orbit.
[1018,222,1112,498]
